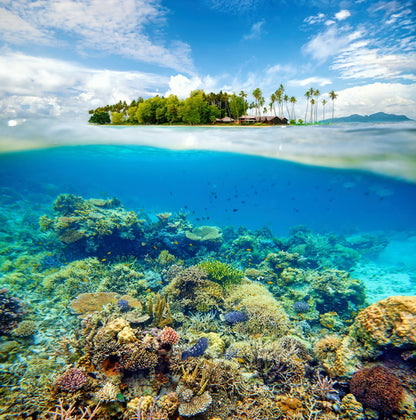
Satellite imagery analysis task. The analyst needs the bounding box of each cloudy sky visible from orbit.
[1,0,415,120]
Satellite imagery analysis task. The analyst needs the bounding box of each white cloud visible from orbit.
[303,25,363,62]
[0,51,168,118]
[304,13,326,25]
[243,20,265,40]
[288,77,332,87]
[332,43,416,81]
[335,9,351,21]
[164,74,220,98]
[334,82,416,120]
[0,0,194,73]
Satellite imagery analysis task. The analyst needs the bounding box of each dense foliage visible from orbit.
[88,90,249,125]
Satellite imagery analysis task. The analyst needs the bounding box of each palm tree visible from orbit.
[270,93,277,116]
[304,90,311,123]
[290,96,296,121]
[252,88,263,116]
[283,95,290,119]
[275,84,284,116]
[322,99,327,122]
[329,90,338,123]
[314,89,320,123]
[305,88,314,123]
[310,98,315,123]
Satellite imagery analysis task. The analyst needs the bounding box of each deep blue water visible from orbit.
[1,144,415,235]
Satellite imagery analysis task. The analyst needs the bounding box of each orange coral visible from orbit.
[353,296,416,347]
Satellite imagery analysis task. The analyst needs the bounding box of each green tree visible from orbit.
[290,96,297,121]
[165,95,181,123]
[111,111,125,124]
[314,89,320,123]
[329,90,338,122]
[283,94,290,119]
[88,111,110,124]
[252,88,263,116]
[322,99,327,122]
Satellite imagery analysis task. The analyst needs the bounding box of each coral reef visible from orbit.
[350,364,404,415]
[352,295,416,350]
[54,367,88,392]
[40,194,144,253]
[0,288,26,335]
[2,193,415,420]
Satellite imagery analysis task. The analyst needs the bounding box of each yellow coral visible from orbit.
[353,296,416,348]
[117,326,137,344]
[105,318,130,335]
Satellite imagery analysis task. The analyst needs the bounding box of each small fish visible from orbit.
[107,251,111,255]
[141,242,147,246]
[153,246,157,250]
[267,281,273,284]
[173,241,179,244]
[101,258,106,262]
[189,243,193,246]
[157,281,162,284]
[246,248,252,251]
[146,288,151,292]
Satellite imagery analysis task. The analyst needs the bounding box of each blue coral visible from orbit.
[293,300,310,313]
[224,310,248,324]
[117,299,130,311]
[181,337,208,361]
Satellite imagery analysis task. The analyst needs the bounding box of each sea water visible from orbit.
[1,120,416,299]
[1,119,416,416]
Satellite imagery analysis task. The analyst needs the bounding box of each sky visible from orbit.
[0,0,415,120]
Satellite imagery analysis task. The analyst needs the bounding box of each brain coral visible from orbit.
[352,296,416,348]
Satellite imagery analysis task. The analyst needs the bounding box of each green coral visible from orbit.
[198,260,244,287]
[42,257,104,301]
[39,194,144,253]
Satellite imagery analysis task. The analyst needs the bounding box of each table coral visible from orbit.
[69,292,142,317]
[352,295,416,349]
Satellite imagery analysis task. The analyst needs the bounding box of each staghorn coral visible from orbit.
[352,295,416,350]
[350,364,404,415]
[54,367,87,392]
[11,319,37,337]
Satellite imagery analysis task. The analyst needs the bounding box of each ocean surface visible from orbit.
[0,119,416,418]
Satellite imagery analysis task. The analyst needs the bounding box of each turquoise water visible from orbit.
[1,120,416,418]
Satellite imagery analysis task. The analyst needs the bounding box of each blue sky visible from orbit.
[1,0,415,120]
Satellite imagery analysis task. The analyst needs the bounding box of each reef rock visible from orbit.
[352,296,416,349]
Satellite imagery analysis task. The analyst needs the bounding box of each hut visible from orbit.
[215,116,235,124]
[238,115,257,124]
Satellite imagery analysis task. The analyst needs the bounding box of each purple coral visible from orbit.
[55,368,87,392]
[0,288,26,335]
[224,310,248,324]
[293,300,310,313]
[117,299,130,311]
